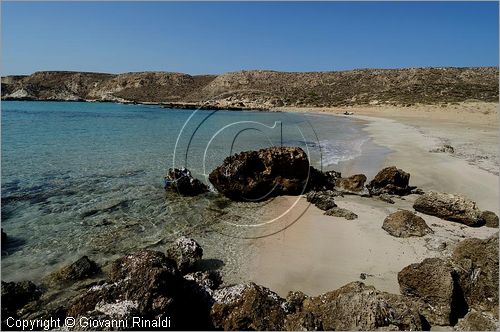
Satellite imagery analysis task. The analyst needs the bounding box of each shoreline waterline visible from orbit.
[1,101,378,285]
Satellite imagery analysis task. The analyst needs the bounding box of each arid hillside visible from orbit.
[2,67,498,109]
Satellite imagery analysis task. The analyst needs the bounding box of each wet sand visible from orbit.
[247,102,499,297]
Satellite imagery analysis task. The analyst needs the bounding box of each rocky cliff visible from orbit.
[2,67,498,109]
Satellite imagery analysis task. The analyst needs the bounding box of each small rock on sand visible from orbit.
[382,210,433,238]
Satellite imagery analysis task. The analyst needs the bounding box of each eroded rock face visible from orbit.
[454,309,498,331]
[413,192,484,227]
[300,281,425,330]
[42,256,100,288]
[324,207,358,220]
[211,283,286,330]
[306,167,340,192]
[451,234,499,316]
[481,210,499,228]
[335,174,368,194]
[398,258,455,325]
[306,190,338,211]
[367,166,413,196]
[164,168,208,196]
[166,237,203,273]
[1,281,42,320]
[67,250,179,323]
[209,147,312,201]
[382,210,433,238]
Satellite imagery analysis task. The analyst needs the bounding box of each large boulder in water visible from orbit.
[413,192,484,227]
[398,258,455,325]
[367,166,413,196]
[382,210,433,238]
[166,237,203,274]
[209,146,312,201]
[451,234,499,316]
[164,168,208,196]
[211,282,286,330]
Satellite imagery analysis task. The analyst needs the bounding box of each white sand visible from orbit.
[247,102,499,297]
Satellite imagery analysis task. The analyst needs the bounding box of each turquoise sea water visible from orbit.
[1,101,383,282]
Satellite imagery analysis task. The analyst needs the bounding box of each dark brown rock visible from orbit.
[42,256,100,288]
[306,167,340,191]
[481,210,499,228]
[164,168,208,196]
[306,190,338,211]
[1,281,42,319]
[335,174,367,194]
[367,166,413,196]
[166,237,203,273]
[451,234,499,317]
[211,282,286,330]
[454,309,498,331]
[382,210,433,237]
[398,258,455,325]
[413,192,484,227]
[209,146,312,201]
[301,281,425,330]
[324,207,358,220]
[68,250,179,321]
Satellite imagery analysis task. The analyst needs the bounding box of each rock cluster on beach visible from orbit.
[3,233,497,331]
[3,146,499,331]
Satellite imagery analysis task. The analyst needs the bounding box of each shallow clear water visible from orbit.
[1,101,381,283]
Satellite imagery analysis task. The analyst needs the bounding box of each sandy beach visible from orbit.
[248,102,499,297]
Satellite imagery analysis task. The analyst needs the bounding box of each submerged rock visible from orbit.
[481,210,499,228]
[306,190,338,211]
[367,166,414,196]
[398,258,455,325]
[42,256,100,287]
[211,282,286,330]
[1,229,6,245]
[208,146,311,201]
[382,210,433,238]
[413,192,484,227]
[166,237,203,274]
[324,207,358,220]
[164,167,208,196]
[451,234,499,316]
[454,309,498,331]
[430,144,455,154]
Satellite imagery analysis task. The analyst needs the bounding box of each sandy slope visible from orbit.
[247,102,499,297]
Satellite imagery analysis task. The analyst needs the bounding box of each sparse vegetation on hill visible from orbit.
[2,67,498,109]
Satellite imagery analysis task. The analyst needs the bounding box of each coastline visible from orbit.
[247,102,499,297]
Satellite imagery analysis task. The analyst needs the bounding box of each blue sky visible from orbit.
[1,1,498,75]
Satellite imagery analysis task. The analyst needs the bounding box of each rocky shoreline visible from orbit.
[2,146,499,330]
